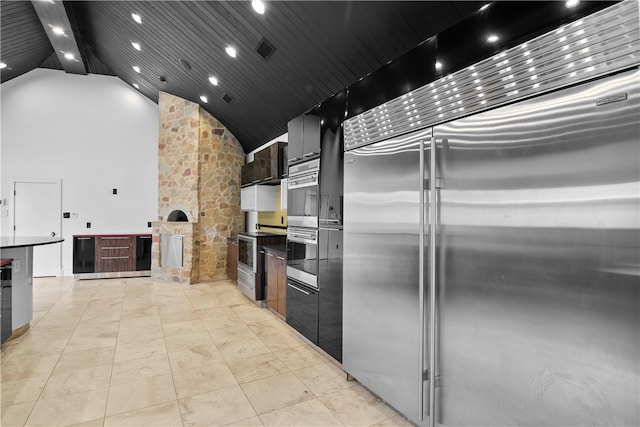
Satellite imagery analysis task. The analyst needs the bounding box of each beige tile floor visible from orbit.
[1,277,411,427]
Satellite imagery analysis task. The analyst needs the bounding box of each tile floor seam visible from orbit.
[101,284,124,426]
[160,292,187,427]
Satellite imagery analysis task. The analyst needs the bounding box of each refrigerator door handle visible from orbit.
[428,134,439,425]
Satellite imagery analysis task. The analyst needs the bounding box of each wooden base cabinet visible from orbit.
[265,248,286,318]
[227,238,238,282]
[73,234,151,279]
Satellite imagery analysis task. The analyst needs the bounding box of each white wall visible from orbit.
[1,69,159,275]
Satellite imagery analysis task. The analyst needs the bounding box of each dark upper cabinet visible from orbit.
[242,142,287,186]
[241,161,256,186]
[287,114,321,166]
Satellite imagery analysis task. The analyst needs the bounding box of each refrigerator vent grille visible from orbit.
[344,0,639,151]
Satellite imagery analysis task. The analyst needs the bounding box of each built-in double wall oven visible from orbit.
[286,159,320,344]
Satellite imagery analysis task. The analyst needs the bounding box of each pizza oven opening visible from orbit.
[167,210,188,222]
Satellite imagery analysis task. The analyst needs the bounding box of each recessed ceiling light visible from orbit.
[132,65,141,73]
[0,62,7,69]
[132,83,140,89]
[208,76,219,86]
[131,13,142,24]
[132,42,141,51]
[565,0,580,7]
[487,34,499,43]
[200,95,208,103]
[52,26,65,35]
[480,3,490,11]
[435,61,443,70]
[252,0,265,14]
[225,46,237,58]
[64,52,75,60]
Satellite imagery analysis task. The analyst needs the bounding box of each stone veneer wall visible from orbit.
[197,109,244,281]
[152,92,244,284]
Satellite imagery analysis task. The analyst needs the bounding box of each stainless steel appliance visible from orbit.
[343,63,639,427]
[286,159,319,228]
[286,227,318,288]
[237,234,257,300]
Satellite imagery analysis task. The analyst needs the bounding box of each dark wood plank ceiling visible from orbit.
[0,1,54,82]
[1,1,480,152]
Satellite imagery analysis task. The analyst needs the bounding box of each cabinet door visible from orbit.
[266,252,278,310]
[73,236,95,273]
[301,115,321,160]
[287,116,304,164]
[276,254,287,317]
[227,241,238,281]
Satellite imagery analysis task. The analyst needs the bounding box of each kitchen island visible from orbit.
[0,236,64,338]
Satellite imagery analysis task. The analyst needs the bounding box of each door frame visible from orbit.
[11,178,63,276]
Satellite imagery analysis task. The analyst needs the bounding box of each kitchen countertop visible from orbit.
[73,233,151,238]
[1,236,65,249]
[262,244,286,255]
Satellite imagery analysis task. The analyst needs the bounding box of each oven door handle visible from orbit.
[287,235,317,245]
[287,282,312,295]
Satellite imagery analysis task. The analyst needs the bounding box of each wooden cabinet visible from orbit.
[241,142,287,186]
[287,114,320,166]
[73,234,151,279]
[227,238,237,282]
[95,236,136,272]
[265,247,286,318]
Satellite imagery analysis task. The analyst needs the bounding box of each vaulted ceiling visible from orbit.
[1,1,481,152]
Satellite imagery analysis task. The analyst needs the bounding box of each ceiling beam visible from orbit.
[31,0,86,75]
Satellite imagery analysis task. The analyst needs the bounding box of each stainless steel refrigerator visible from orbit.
[343,68,640,426]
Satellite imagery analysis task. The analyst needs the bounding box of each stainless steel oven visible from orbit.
[286,227,318,288]
[237,235,257,300]
[238,235,257,273]
[287,159,319,228]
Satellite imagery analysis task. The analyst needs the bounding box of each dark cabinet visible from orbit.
[1,260,12,344]
[73,236,95,273]
[136,236,152,271]
[318,227,343,362]
[287,114,321,166]
[227,238,238,281]
[241,161,256,186]
[319,90,346,225]
[266,248,286,318]
[286,278,318,345]
[241,142,287,186]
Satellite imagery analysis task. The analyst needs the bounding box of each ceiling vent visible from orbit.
[222,93,233,104]
[256,37,276,60]
[178,58,192,71]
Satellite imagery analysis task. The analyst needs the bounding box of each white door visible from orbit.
[13,180,61,277]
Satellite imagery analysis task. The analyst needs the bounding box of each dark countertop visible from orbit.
[1,236,65,249]
[263,244,286,255]
[238,231,286,238]
[73,233,152,238]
